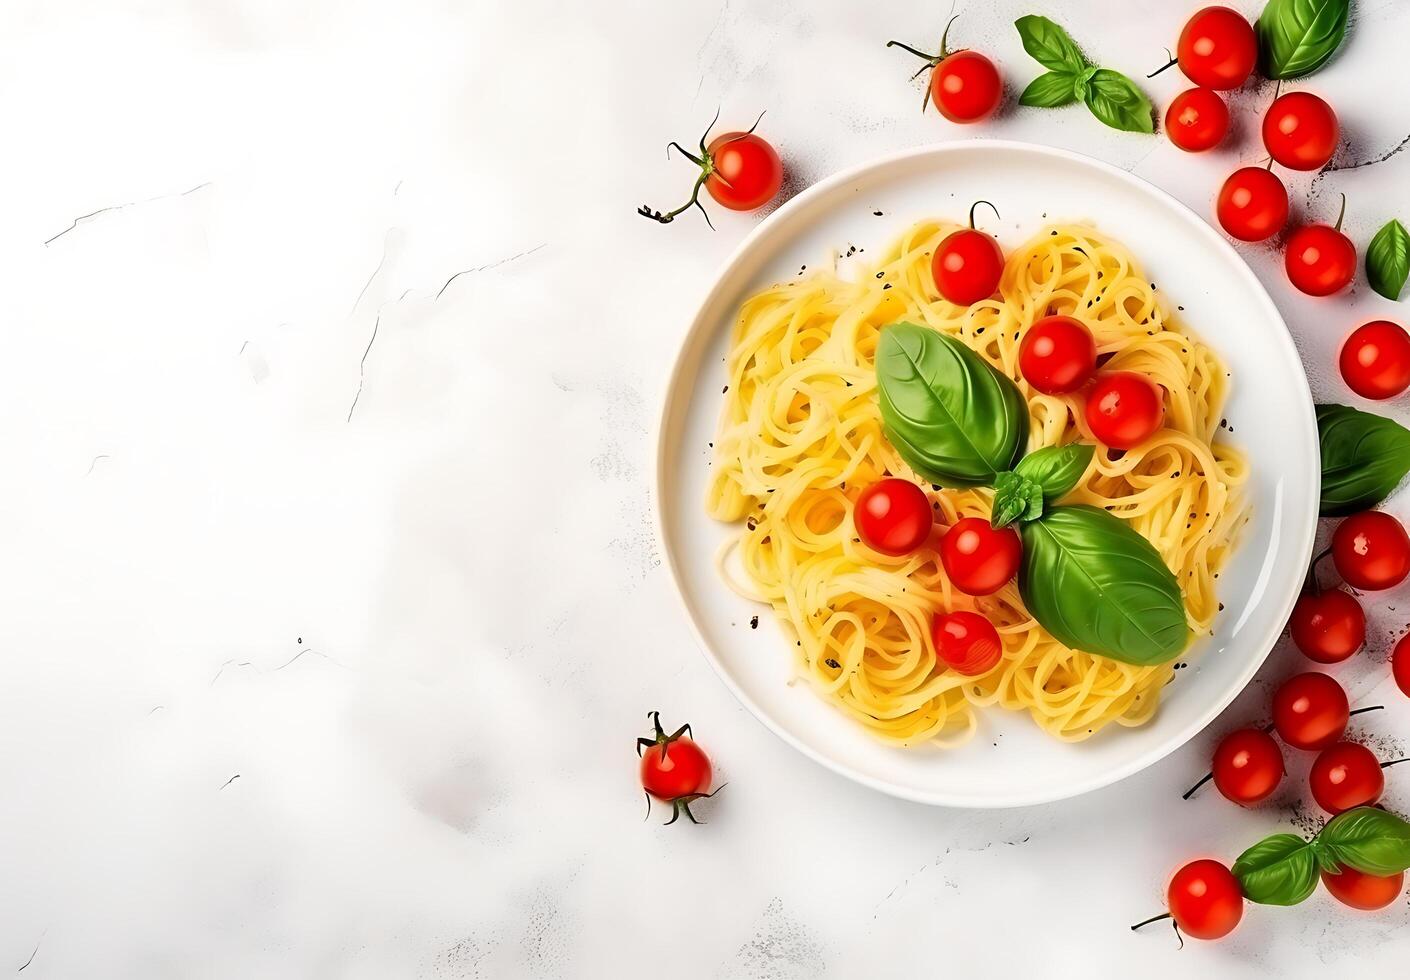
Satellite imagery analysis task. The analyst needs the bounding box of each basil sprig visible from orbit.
[1014,15,1153,133]
[1233,808,1410,908]
[991,444,1095,528]
[1316,404,1410,516]
[1367,219,1410,301]
[876,323,1028,488]
[1256,0,1350,80]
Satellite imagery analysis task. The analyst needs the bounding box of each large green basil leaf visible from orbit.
[1019,70,1080,108]
[1013,14,1088,73]
[1232,834,1319,906]
[1367,219,1410,301]
[1014,444,1095,502]
[1319,806,1410,876]
[1083,68,1154,134]
[1316,404,1410,516]
[1018,505,1186,664]
[1256,0,1349,79]
[876,323,1028,488]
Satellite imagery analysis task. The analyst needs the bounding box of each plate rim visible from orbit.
[651,138,1319,808]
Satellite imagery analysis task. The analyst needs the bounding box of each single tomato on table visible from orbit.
[637,711,717,825]
[1309,741,1386,814]
[1166,87,1229,152]
[1285,195,1355,297]
[1272,671,1349,751]
[1331,511,1410,591]
[887,17,1002,123]
[1289,588,1365,664]
[1085,372,1165,449]
[1211,727,1285,806]
[638,112,783,226]
[1163,859,1245,940]
[1263,91,1339,171]
[1322,866,1406,910]
[1340,320,1410,400]
[1166,6,1257,90]
[855,478,933,557]
[1019,315,1097,394]
[939,517,1021,595]
[1395,632,1410,699]
[1216,166,1289,242]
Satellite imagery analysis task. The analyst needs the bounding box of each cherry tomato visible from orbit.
[1263,92,1339,172]
[933,204,1004,306]
[637,711,714,824]
[1285,224,1356,296]
[855,479,933,557]
[1211,728,1285,806]
[1019,316,1097,394]
[1085,372,1165,449]
[704,132,783,211]
[1272,672,1349,751]
[939,517,1021,595]
[1216,166,1289,242]
[932,610,1003,676]
[1310,741,1385,814]
[1340,320,1410,400]
[932,50,1002,123]
[1289,589,1365,664]
[1332,511,1410,591]
[1166,860,1244,941]
[1395,632,1410,699]
[1321,866,1406,910]
[1166,87,1230,152]
[640,118,782,226]
[1174,7,1257,90]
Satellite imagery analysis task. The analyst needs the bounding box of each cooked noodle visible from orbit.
[706,222,1246,746]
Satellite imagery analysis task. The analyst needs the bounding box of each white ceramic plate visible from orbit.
[655,140,1318,808]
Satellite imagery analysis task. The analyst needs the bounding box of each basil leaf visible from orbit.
[1014,444,1095,502]
[1367,219,1410,301]
[1020,71,1080,108]
[1018,505,1187,664]
[1316,404,1410,516]
[877,323,1029,488]
[1232,834,1320,906]
[991,471,1043,529]
[1083,68,1154,134]
[1256,0,1350,79]
[1320,806,1410,876]
[1014,14,1088,73]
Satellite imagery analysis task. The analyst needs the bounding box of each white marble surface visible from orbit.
[3,0,1410,976]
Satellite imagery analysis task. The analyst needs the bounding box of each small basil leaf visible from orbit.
[1073,65,1099,100]
[1256,0,1350,80]
[1367,219,1410,301]
[877,323,1029,488]
[1319,806,1410,876]
[990,472,1029,529]
[1014,14,1088,73]
[1021,482,1044,522]
[1232,834,1319,906]
[1018,505,1187,665]
[1316,404,1410,516]
[1020,71,1079,108]
[1083,68,1154,134]
[1014,444,1095,502]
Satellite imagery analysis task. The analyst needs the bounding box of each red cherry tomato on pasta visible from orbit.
[933,222,1004,307]
[1216,167,1289,242]
[1211,727,1285,806]
[1340,320,1410,400]
[1263,92,1339,172]
[1285,223,1356,297]
[931,610,1003,676]
[939,517,1021,596]
[1394,632,1410,699]
[637,711,714,824]
[1174,7,1257,90]
[1019,316,1097,394]
[1332,511,1410,591]
[1166,860,1244,941]
[1166,87,1230,152]
[1272,672,1349,751]
[1289,589,1365,664]
[1085,372,1165,449]
[855,479,933,557]
[1321,866,1406,910]
[1309,741,1385,814]
[932,50,1003,123]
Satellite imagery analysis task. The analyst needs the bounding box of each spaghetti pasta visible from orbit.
[706,221,1246,747]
